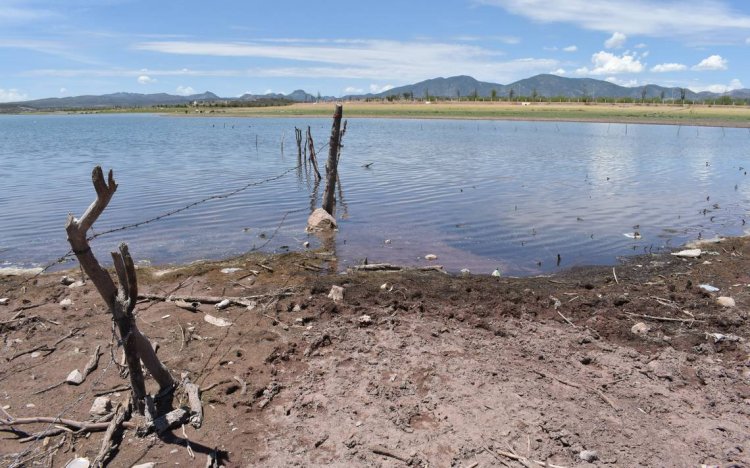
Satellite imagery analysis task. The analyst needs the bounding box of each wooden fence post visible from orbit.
[322,105,343,216]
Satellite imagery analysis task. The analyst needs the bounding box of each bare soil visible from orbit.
[1,238,749,467]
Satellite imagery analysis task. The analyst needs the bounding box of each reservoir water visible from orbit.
[1,113,748,275]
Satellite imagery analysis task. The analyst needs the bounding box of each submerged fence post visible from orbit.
[322,105,343,216]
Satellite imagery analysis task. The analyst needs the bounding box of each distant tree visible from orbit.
[402,92,410,101]
[660,90,665,102]
[680,88,686,105]
[509,89,515,101]
[424,88,429,101]
[532,88,538,101]
[317,91,321,102]
[641,87,647,103]
[457,89,461,101]
[470,88,478,101]
[491,89,497,101]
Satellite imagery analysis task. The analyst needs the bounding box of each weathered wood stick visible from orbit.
[184,381,203,428]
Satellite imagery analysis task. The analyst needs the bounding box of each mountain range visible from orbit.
[1,75,748,111]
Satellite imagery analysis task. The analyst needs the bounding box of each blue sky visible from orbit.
[1,0,749,101]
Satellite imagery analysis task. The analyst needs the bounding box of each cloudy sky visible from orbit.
[1,0,748,101]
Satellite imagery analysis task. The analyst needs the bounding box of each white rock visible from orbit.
[306,208,337,232]
[132,463,156,468]
[328,285,344,302]
[303,241,310,248]
[631,322,650,335]
[699,284,720,293]
[380,282,390,290]
[0,267,43,276]
[66,369,83,385]
[60,276,75,285]
[0,298,9,306]
[384,239,392,244]
[717,296,736,307]
[60,298,73,309]
[30,351,41,358]
[204,314,232,327]
[623,232,642,239]
[215,299,231,310]
[358,315,372,326]
[671,249,702,258]
[90,396,112,416]
[425,254,438,261]
[460,268,471,276]
[491,269,502,277]
[579,450,599,462]
[64,457,90,468]
[220,267,241,274]
[68,281,85,289]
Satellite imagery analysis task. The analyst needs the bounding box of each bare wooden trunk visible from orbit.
[322,105,343,216]
[307,126,321,180]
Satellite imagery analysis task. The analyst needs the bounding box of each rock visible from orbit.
[90,396,112,416]
[204,314,232,327]
[0,298,9,306]
[220,267,241,274]
[328,285,344,302]
[699,284,720,293]
[613,294,630,306]
[631,322,650,335]
[60,275,75,285]
[292,304,302,313]
[579,450,599,462]
[303,241,310,248]
[306,208,337,232]
[30,351,41,358]
[717,296,736,307]
[358,315,373,327]
[380,282,390,290]
[491,269,502,277]
[60,298,73,309]
[66,369,84,385]
[65,458,90,468]
[425,254,438,261]
[460,268,471,276]
[68,281,85,288]
[215,299,231,310]
[131,464,156,468]
[384,239,391,244]
[174,300,199,312]
[671,249,701,258]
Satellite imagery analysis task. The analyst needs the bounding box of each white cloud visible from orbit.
[691,78,743,93]
[576,51,644,75]
[175,85,195,95]
[650,63,687,73]
[605,76,639,87]
[604,32,626,49]
[0,5,58,24]
[551,68,566,75]
[133,39,558,83]
[476,0,750,38]
[692,54,728,70]
[369,83,394,93]
[343,86,364,94]
[0,87,27,102]
[59,87,67,94]
[562,45,577,52]
[137,75,156,84]
[634,43,647,49]
[640,50,649,58]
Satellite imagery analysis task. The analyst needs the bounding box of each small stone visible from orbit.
[215,299,231,310]
[380,282,390,290]
[328,285,344,302]
[671,249,702,258]
[717,296,736,307]
[90,396,112,416]
[66,369,84,385]
[303,241,310,248]
[384,239,391,244]
[60,298,73,309]
[424,254,438,261]
[30,351,41,358]
[613,295,630,306]
[26,403,35,408]
[491,269,502,277]
[60,275,75,286]
[292,304,302,313]
[631,322,650,335]
[68,281,85,289]
[0,298,9,306]
[220,267,241,274]
[204,314,232,327]
[306,208,337,232]
[131,463,156,468]
[355,421,363,427]
[579,450,599,462]
[460,268,471,276]
[64,457,90,468]
[358,315,373,327]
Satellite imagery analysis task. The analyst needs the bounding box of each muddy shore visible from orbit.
[1,236,749,467]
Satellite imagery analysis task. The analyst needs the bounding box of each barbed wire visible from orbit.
[1,163,303,297]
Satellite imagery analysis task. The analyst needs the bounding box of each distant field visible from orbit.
[162,101,750,127]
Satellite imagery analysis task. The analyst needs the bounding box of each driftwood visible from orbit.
[92,402,129,468]
[184,380,203,428]
[307,126,321,180]
[350,263,445,272]
[65,167,174,413]
[139,291,293,306]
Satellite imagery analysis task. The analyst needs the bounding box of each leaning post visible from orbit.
[322,104,343,216]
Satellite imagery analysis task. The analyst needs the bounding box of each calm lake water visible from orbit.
[1,113,749,275]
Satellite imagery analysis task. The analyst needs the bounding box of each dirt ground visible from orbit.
[1,237,749,467]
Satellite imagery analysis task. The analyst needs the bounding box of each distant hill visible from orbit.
[2,89,317,111]
[359,74,746,101]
